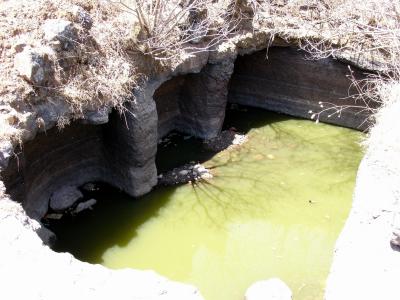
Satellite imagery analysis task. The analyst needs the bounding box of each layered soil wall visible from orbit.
[0,43,380,300]
[228,47,370,130]
[2,46,373,220]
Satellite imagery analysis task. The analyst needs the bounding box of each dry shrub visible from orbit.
[298,0,400,71]
[255,0,400,71]
[109,0,243,60]
[59,1,139,116]
[0,0,139,128]
[0,0,248,130]
[254,0,400,127]
[1,0,399,135]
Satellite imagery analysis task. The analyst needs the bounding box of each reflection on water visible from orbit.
[50,107,364,300]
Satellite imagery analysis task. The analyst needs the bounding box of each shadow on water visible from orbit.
[156,132,211,173]
[223,104,290,133]
[156,105,291,173]
[188,179,265,228]
[50,184,177,264]
[46,103,364,300]
[50,105,285,262]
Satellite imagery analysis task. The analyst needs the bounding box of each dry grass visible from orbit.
[110,0,242,60]
[255,0,399,65]
[0,0,244,140]
[0,0,399,143]
[251,0,400,127]
[0,0,139,132]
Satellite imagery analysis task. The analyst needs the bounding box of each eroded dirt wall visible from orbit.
[228,47,373,130]
[2,102,158,219]
[2,123,108,219]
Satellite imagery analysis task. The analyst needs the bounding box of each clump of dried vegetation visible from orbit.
[257,0,400,125]
[0,0,399,143]
[0,0,247,140]
[114,0,241,60]
[0,0,137,113]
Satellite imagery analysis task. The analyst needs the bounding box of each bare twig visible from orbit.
[108,0,243,60]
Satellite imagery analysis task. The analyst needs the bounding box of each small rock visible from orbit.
[200,172,213,180]
[390,229,400,247]
[158,163,212,185]
[193,164,206,173]
[232,133,248,145]
[245,278,292,300]
[0,141,14,169]
[14,46,54,86]
[42,19,78,50]
[44,213,63,220]
[73,199,97,214]
[36,225,57,246]
[14,43,27,53]
[81,182,99,192]
[50,186,83,211]
[0,105,11,114]
[179,170,189,176]
[81,110,110,125]
[70,5,93,30]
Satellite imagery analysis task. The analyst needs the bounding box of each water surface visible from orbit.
[51,107,364,300]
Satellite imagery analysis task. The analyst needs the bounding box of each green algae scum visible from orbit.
[50,107,364,300]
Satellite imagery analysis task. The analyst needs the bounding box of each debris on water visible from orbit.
[73,198,97,214]
[232,133,247,146]
[203,130,247,152]
[81,182,99,192]
[45,213,63,220]
[158,163,213,186]
[179,170,189,176]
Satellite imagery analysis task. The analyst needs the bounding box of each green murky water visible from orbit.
[50,107,364,300]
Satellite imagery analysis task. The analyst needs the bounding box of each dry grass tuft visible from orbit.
[255,0,400,68]
[0,0,139,129]
[253,0,400,127]
[109,0,244,60]
[0,0,399,141]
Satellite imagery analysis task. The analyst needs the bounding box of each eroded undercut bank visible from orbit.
[0,45,376,300]
[154,59,234,139]
[1,101,158,220]
[45,98,365,300]
[228,47,372,130]
[1,45,374,226]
